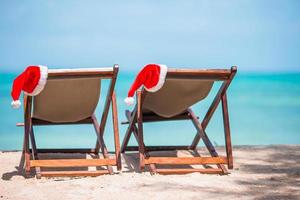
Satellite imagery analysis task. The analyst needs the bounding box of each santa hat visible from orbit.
[11,65,48,109]
[124,64,168,105]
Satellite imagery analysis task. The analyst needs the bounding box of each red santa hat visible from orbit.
[124,64,168,105]
[11,65,48,109]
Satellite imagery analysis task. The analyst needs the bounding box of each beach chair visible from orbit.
[121,66,237,175]
[19,65,121,178]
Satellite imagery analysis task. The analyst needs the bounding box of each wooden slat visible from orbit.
[40,170,110,177]
[145,156,227,165]
[156,168,225,175]
[30,117,93,126]
[48,67,113,73]
[166,68,233,80]
[142,112,191,122]
[48,75,113,80]
[30,158,116,168]
[124,146,193,152]
[47,68,114,79]
[30,148,99,154]
[121,112,199,124]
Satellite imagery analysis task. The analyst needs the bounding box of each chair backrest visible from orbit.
[143,79,213,118]
[32,67,115,123]
[143,67,236,118]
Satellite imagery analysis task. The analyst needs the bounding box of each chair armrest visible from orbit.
[16,122,24,126]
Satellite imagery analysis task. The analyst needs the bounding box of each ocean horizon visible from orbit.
[0,71,300,151]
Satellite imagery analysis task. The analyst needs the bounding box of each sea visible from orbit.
[0,71,299,151]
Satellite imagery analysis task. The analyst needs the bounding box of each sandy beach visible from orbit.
[0,145,299,200]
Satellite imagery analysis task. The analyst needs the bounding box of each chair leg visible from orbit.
[124,111,157,174]
[94,142,100,155]
[188,109,203,149]
[190,133,201,150]
[190,80,231,148]
[30,127,38,159]
[18,139,25,175]
[112,92,122,171]
[221,93,233,169]
[92,115,113,174]
[24,123,31,176]
[121,109,136,153]
[188,109,228,174]
[124,107,228,175]
[28,127,42,178]
[137,91,145,171]
[24,96,33,177]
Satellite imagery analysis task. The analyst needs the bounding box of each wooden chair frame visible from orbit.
[19,65,121,178]
[121,66,237,175]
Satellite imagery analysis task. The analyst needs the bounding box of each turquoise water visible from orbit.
[0,71,300,151]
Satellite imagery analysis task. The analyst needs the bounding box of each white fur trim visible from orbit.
[146,64,168,92]
[25,65,48,96]
[11,100,21,109]
[124,97,135,106]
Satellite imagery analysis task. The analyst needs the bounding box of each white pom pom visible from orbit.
[124,97,134,106]
[11,100,21,109]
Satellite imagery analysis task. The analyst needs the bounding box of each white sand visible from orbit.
[0,145,299,200]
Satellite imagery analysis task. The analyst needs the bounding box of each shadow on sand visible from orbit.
[1,146,299,199]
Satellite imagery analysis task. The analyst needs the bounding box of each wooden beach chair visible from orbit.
[121,66,237,175]
[19,65,121,178]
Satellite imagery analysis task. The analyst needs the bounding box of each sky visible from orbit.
[0,0,300,72]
